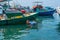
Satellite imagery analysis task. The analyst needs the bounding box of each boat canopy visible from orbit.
[0,0,11,2]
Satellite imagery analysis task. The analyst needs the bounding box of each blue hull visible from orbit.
[33,7,55,16]
[38,10,55,16]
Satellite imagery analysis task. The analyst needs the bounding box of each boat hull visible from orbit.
[38,10,55,16]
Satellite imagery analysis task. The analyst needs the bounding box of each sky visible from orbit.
[9,0,60,8]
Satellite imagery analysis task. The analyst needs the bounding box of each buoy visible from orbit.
[21,10,26,13]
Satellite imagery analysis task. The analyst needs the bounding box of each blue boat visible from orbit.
[32,2,55,16]
[37,7,55,16]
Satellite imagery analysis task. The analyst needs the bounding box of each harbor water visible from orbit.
[0,13,60,40]
[0,0,60,40]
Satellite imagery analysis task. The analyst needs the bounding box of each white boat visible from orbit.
[56,7,60,14]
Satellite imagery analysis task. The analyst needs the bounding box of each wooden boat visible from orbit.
[0,8,38,25]
[32,2,55,16]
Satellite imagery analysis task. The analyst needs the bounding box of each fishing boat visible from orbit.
[56,7,60,14]
[0,0,38,25]
[32,1,55,16]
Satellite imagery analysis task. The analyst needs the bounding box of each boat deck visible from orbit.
[23,13,36,17]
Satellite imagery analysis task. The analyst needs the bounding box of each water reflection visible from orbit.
[53,13,60,24]
[54,13,60,34]
[0,24,39,40]
[57,22,60,33]
[0,26,27,40]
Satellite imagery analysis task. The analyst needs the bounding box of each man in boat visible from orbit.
[26,20,37,27]
[33,6,37,12]
[0,6,3,20]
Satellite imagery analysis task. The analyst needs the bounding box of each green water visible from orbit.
[0,15,60,40]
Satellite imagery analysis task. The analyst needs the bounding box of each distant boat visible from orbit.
[56,7,60,14]
[32,1,55,16]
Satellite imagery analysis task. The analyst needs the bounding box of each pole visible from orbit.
[7,0,10,8]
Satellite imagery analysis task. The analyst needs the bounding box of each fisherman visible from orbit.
[33,6,37,12]
[0,6,3,20]
[0,5,7,20]
[26,20,37,27]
